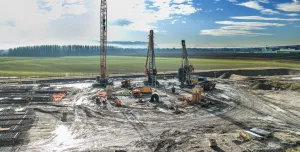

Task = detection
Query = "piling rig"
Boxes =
[93,0,113,87]
[144,30,159,86]
[178,40,194,87]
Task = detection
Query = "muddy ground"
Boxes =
[1,75,300,152]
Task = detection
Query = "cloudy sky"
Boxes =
[0,0,300,49]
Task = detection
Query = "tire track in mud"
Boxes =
[120,109,155,152]
[259,95,300,119]
[228,84,300,129]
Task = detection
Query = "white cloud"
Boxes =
[215,21,285,27]
[286,13,298,16]
[171,19,178,24]
[257,0,269,3]
[216,8,224,11]
[277,2,300,12]
[231,16,300,21]
[227,0,237,2]
[237,1,280,14]
[0,0,89,47]
[172,0,192,4]
[200,21,284,36]
[94,0,199,31]
[182,21,186,23]
[63,4,88,15]
[0,0,199,48]
[200,29,272,36]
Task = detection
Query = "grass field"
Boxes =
[0,56,299,76]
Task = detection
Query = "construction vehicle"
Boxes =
[131,87,153,98]
[121,79,132,89]
[144,30,159,86]
[93,0,113,87]
[193,77,216,90]
[177,40,216,90]
[178,40,194,88]
[132,88,159,102]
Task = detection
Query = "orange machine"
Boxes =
[97,92,107,97]
[131,87,152,98]
[138,87,152,94]
[53,93,66,102]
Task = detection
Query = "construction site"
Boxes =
[0,0,299,152]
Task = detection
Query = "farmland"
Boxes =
[0,56,299,76]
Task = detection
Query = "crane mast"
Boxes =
[178,40,194,87]
[100,0,107,79]
[182,40,189,69]
[144,30,158,86]
[93,0,112,87]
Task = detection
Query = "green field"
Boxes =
[0,56,299,76]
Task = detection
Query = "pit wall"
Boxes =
[1,68,300,84]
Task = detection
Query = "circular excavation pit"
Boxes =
[1,69,300,152]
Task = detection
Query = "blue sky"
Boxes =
[0,0,300,49]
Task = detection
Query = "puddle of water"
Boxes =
[0,77,18,79]
[54,125,75,145]
[54,83,93,89]
[291,77,300,80]
[13,97,22,100]
[157,108,172,114]
[221,94,230,100]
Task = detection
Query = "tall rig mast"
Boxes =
[93,0,112,87]
[144,30,159,86]
[178,40,194,87]
[100,0,107,79]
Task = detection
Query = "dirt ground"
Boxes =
[1,75,300,152]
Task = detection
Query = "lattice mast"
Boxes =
[145,30,157,86]
[178,40,194,86]
[100,0,107,79]
[181,40,190,81]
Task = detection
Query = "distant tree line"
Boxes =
[0,45,299,59]
[0,45,266,57]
